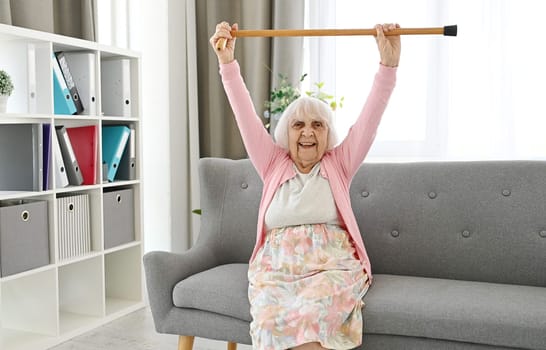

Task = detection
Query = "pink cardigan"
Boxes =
[220,61,396,279]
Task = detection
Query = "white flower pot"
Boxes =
[0,94,8,113]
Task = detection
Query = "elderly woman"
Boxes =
[210,22,401,350]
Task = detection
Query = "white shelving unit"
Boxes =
[0,23,144,350]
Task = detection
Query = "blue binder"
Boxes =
[102,125,130,182]
[52,53,77,115]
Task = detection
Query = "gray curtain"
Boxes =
[0,0,12,24]
[0,0,95,41]
[196,0,304,159]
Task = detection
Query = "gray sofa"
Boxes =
[144,157,546,350]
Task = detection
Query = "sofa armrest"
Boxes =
[143,245,218,332]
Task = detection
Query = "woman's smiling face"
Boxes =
[288,113,329,174]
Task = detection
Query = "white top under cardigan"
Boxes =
[264,163,341,231]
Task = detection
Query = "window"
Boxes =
[305,0,546,161]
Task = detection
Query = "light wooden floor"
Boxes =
[49,307,252,350]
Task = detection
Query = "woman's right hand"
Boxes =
[209,22,238,64]
[374,23,401,68]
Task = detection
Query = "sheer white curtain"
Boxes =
[306,0,546,161]
[96,0,134,48]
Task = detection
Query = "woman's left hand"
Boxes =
[375,23,401,67]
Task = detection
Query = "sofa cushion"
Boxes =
[172,263,251,322]
[172,266,546,349]
[364,274,546,350]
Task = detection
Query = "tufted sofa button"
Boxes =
[462,230,471,238]
[391,230,399,238]
[361,191,369,198]
[241,182,248,189]
[502,189,511,197]
[428,191,437,199]
[539,230,546,238]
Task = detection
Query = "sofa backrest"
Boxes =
[198,158,261,264]
[351,161,546,287]
[198,158,546,287]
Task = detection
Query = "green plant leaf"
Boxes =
[265,72,343,118]
[0,70,14,96]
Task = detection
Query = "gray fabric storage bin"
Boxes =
[0,200,50,276]
[103,188,134,249]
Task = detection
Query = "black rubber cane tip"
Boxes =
[444,25,457,36]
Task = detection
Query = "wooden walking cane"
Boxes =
[216,25,457,50]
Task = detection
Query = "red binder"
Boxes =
[66,125,98,185]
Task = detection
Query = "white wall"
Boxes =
[125,0,198,253]
[138,0,173,252]
[167,0,197,252]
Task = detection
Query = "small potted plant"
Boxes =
[0,69,14,113]
[264,73,306,120]
[264,73,343,130]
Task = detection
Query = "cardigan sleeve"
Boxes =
[220,61,281,179]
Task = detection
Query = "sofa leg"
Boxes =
[178,335,195,350]
[227,342,237,350]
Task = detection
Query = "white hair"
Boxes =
[273,96,339,150]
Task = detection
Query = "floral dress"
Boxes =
[248,164,370,350]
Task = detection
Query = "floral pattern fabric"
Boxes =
[248,224,370,350]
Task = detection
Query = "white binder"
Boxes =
[53,128,69,188]
[27,43,37,114]
[55,126,84,186]
[62,52,97,116]
[101,58,131,117]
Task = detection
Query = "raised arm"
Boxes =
[334,23,401,177]
[210,22,279,179]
